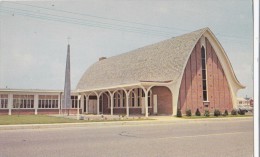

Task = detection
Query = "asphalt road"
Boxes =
[0,118,253,157]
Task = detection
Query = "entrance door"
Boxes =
[153,95,158,114]
[88,99,97,114]
[99,100,103,114]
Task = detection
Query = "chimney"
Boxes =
[99,57,107,61]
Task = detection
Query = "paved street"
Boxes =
[0,118,253,157]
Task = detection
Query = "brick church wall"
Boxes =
[152,86,172,115]
[178,37,233,114]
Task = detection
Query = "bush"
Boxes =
[238,109,245,115]
[195,108,201,116]
[214,109,221,117]
[186,109,192,117]
[224,109,229,116]
[177,109,182,117]
[204,110,210,117]
[231,109,237,115]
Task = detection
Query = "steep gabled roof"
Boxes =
[76,28,243,91]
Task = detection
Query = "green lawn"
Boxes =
[0,115,153,125]
[0,115,83,125]
[180,114,253,119]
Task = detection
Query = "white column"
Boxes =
[34,94,38,115]
[77,95,81,120]
[8,93,13,115]
[110,93,114,115]
[141,97,145,114]
[80,94,84,111]
[126,93,129,117]
[172,94,177,116]
[97,96,100,115]
[85,95,89,114]
[58,93,61,115]
[144,91,149,118]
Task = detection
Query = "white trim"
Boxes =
[76,82,171,93]
[10,108,36,110]
[107,106,152,109]
[253,1,259,157]
[37,108,59,109]
[203,31,245,109]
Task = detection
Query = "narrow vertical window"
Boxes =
[201,46,208,101]
[148,91,151,107]
[122,92,125,107]
[0,94,8,109]
[131,92,135,107]
[117,92,121,107]
[137,89,140,107]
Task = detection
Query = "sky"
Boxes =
[0,0,254,98]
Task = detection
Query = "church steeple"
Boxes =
[63,43,71,115]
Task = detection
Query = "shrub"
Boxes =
[177,109,182,117]
[195,108,201,116]
[231,109,237,115]
[238,109,245,115]
[224,109,229,116]
[186,109,192,117]
[204,110,210,117]
[214,109,221,117]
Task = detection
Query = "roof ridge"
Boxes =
[77,27,208,90]
[99,27,208,61]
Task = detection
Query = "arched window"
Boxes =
[201,46,208,101]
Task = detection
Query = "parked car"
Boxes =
[236,104,253,112]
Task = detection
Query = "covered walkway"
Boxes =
[76,82,173,118]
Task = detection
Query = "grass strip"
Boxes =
[0,115,82,125]
[0,115,153,125]
[180,115,253,119]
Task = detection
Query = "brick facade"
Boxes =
[0,109,9,115]
[11,109,35,115]
[178,37,233,114]
[152,86,172,115]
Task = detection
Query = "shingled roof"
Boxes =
[76,28,208,90]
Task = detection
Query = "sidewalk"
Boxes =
[0,115,253,131]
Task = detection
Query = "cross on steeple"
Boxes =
[67,36,71,45]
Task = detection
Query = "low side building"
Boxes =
[0,89,82,115]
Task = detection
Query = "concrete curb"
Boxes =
[0,116,253,131]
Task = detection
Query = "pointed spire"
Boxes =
[64,43,71,115]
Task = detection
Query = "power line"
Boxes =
[4,1,189,32]
[1,1,251,41]
[0,9,171,37]
[0,6,177,37]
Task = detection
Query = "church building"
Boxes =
[0,28,245,117]
[76,27,245,117]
